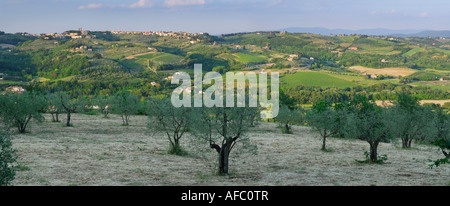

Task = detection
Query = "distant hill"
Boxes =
[391,30,450,38]
[279,27,450,37]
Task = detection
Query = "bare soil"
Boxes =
[11,114,449,186]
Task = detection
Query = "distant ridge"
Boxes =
[278,27,450,37]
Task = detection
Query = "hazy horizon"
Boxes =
[1,0,449,34]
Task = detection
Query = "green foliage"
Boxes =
[46,93,64,122]
[0,128,16,186]
[276,105,302,134]
[0,92,46,133]
[29,49,90,79]
[307,99,341,150]
[279,88,296,110]
[429,138,449,168]
[0,33,36,45]
[156,64,175,71]
[93,95,112,118]
[284,83,450,105]
[191,105,258,175]
[339,95,392,163]
[389,92,434,148]
[111,91,138,126]
[212,66,227,74]
[147,98,192,155]
[183,53,229,71]
[93,53,103,59]
[56,92,86,127]
[407,71,444,81]
[443,102,450,110]
[356,151,388,164]
[427,107,450,168]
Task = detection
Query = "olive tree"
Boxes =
[0,127,16,186]
[428,106,450,168]
[390,92,434,148]
[147,98,192,155]
[94,95,112,118]
[307,100,341,151]
[341,95,392,163]
[191,106,258,175]
[56,92,85,127]
[111,91,138,126]
[276,105,302,134]
[0,92,46,133]
[46,93,63,122]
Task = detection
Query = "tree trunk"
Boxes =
[66,112,71,127]
[18,123,26,133]
[402,138,412,148]
[321,136,327,151]
[51,113,56,122]
[55,111,59,122]
[369,141,379,162]
[218,148,230,175]
[285,124,290,134]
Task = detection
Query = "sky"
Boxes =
[0,0,449,34]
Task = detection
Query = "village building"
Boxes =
[5,86,25,94]
[287,54,298,61]
[163,76,173,81]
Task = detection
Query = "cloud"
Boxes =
[128,0,154,8]
[78,0,155,10]
[388,9,398,14]
[164,0,206,7]
[418,12,429,17]
[78,3,103,10]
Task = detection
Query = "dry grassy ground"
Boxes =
[350,66,417,77]
[11,114,449,186]
[376,100,450,107]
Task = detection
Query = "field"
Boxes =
[135,52,184,65]
[412,80,450,91]
[11,113,449,186]
[376,99,450,107]
[349,66,417,77]
[403,48,425,57]
[234,53,267,63]
[281,71,357,88]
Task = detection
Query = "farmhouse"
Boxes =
[348,47,358,50]
[287,54,298,61]
[5,86,25,94]
[366,74,378,79]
